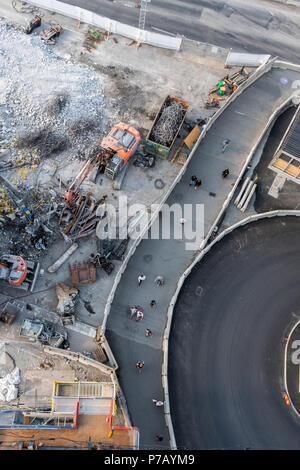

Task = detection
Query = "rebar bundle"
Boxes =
[151,101,185,147]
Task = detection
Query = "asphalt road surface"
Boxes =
[64,0,300,61]
[168,216,300,450]
[105,67,300,450]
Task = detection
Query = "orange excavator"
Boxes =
[64,122,140,208]
[0,255,27,287]
[0,254,40,291]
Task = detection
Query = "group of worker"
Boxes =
[130,272,165,443]
[188,139,231,186]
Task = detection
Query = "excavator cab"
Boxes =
[64,123,140,207]
[0,255,27,286]
[101,123,140,178]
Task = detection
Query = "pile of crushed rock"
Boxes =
[0,19,109,160]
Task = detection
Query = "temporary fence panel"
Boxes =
[225,52,271,67]
[27,0,182,50]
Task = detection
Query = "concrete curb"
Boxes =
[283,319,300,420]
[271,0,300,6]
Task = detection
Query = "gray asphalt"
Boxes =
[106,67,300,450]
[169,216,300,450]
[64,0,300,61]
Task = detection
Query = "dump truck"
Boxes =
[145,96,189,158]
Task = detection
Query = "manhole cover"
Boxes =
[195,286,203,297]
[154,178,165,190]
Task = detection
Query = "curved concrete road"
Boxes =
[169,216,300,450]
[106,66,300,450]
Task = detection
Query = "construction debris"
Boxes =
[0,175,33,221]
[170,124,201,164]
[0,349,15,377]
[0,367,20,402]
[24,15,41,35]
[203,67,251,108]
[69,262,97,286]
[89,252,114,275]
[60,194,106,242]
[47,243,79,273]
[133,151,155,168]
[56,282,78,318]
[0,307,16,325]
[151,101,186,147]
[40,25,62,45]
[19,318,68,348]
[146,96,189,158]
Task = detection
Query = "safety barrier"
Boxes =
[284,319,300,421]
[27,0,182,50]
[43,345,115,375]
[271,0,300,6]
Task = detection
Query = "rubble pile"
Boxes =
[0,18,111,261]
[0,367,20,402]
[56,282,78,319]
[0,19,108,159]
[151,101,185,147]
[0,185,63,260]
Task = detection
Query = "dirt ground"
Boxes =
[0,1,227,329]
[0,339,133,449]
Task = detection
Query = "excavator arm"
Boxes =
[64,149,112,207]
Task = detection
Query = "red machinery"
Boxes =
[0,255,28,286]
[64,123,140,208]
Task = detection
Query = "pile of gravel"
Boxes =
[0,19,108,158]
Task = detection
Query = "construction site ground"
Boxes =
[0,339,133,448]
[0,341,107,408]
[0,414,134,449]
[0,0,227,330]
[0,299,98,354]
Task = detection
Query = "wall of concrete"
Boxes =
[27,0,182,50]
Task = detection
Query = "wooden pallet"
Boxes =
[177,152,188,165]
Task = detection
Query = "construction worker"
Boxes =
[218,86,227,96]
[154,275,164,286]
[136,361,144,373]
[136,308,144,321]
[189,175,197,186]
[129,307,137,319]
[138,274,146,286]
[222,139,230,152]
